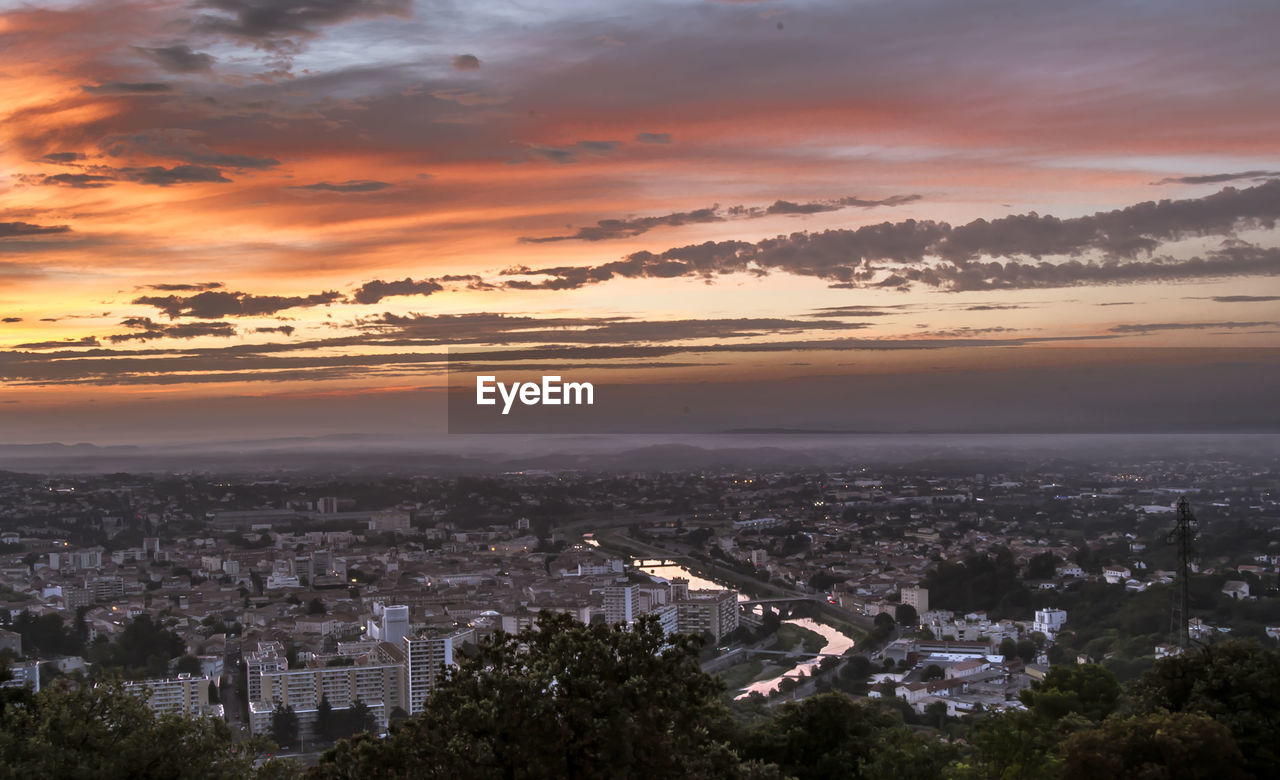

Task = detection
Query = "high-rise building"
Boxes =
[676,591,740,642]
[603,586,636,627]
[901,586,929,615]
[403,628,473,715]
[381,605,410,646]
[124,674,215,718]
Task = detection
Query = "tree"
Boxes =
[921,664,944,682]
[1059,712,1246,780]
[948,709,1062,780]
[1021,663,1120,723]
[308,598,327,615]
[271,704,299,750]
[999,637,1017,660]
[175,655,203,676]
[316,696,335,743]
[0,677,271,778]
[742,692,955,780]
[1127,640,1280,776]
[895,604,918,628]
[873,613,895,634]
[313,612,750,779]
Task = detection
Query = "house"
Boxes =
[1222,580,1250,600]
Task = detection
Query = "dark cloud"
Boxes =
[804,305,903,318]
[40,173,114,188]
[41,152,86,163]
[2,318,22,323]
[1209,295,1280,303]
[1155,171,1280,185]
[140,282,226,292]
[526,140,621,164]
[195,0,411,39]
[635,132,672,144]
[118,165,230,186]
[288,180,390,192]
[0,222,70,238]
[504,183,1280,292]
[134,44,217,72]
[132,289,342,318]
[1108,321,1275,333]
[13,337,100,350]
[82,82,171,94]
[100,130,279,170]
[963,304,1028,311]
[452,53,481,69]
[108,319,238,342]
[1095,301,1135,306]
[254,325,297,336]
[351,278,444,304]
[520,194,920,243]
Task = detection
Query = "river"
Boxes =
[632,558,855,698]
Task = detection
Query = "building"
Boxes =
[369,510,411,533]
[901,586,929,615]
[367,605,410,645]
[1222,580,1250,600]
[124,674,216,717]
[676,591,740,642]
[244,642,288,702]
[3,661,40,692]
[1032,608,1068,639]
[0,628,20,655]
[404,628,473,715]
[603,586,636,627]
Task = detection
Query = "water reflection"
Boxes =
[735,618,854,699]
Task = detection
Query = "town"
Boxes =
[1,447,1277,755]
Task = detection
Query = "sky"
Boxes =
[1,0,1278,442]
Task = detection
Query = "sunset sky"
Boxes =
[2,0,1278,442]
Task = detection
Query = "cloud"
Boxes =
[0,222,70,238]
[504,182,1280,292]
[140,282,226,292]
[134,44,217,72]
[1155,171,1280,185]
[525,140,622,164]
[132,289,343,318]
[452,53,481,69]
[1108,321,1276,333]
[100,130,279,170]
[288,180,390,192]
[351,278,444,304]
[635,132,671,144]
[254,325,297,336]
[13,337,100,350]
[41,152,86,163]
[107,319,238,342]
[118,165,230,185]
[519,194,921,243]
[39,173,115,188]
[1208,295,1280,303]
[195,0,411,40]
[82,82,171,94]
[2,318,22,323]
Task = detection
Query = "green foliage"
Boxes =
[1021,664,1120,723]
[923,548,1027,615]
[271,704,299,750]
[312,612,748,779]
[11,610,82,657]
[0,678,262,778]
[1058,712,1246,780]
[86,614,186,680]
[742,693,955,780]
[946,709,1065,780]
[175,654,203,676]
[1127,640,1280,776]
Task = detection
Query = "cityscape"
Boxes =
[1,438,1277,773]
[3,0,1280,775]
